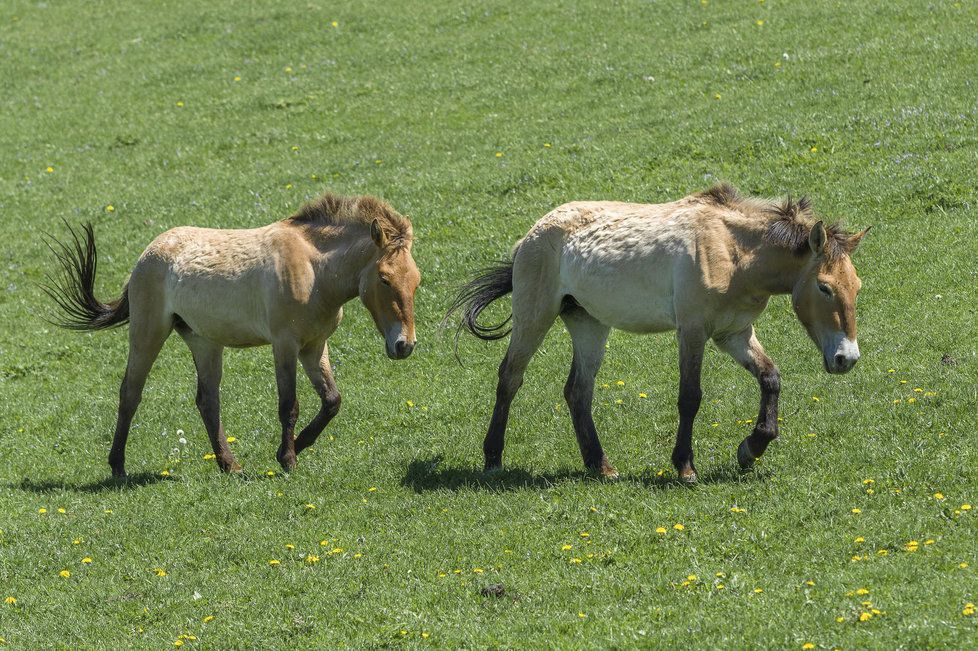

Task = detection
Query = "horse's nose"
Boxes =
[394,339,415,359]
[834,352,859,372]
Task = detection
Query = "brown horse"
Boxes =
[449,183,868,482]
[46,193,420,478]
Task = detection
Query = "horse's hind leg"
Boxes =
[108,313,171,478]
[714,326,780,470]
[294,338,341,456]
[178,329,240,473]
[483,260,560,472]
[560,307,617,478]
[272,342,300,471]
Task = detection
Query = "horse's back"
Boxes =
[515,199,698,333]
[131,224,315,346]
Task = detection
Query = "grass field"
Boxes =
[2,0,977,648]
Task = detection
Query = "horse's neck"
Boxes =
[738,230,808,296]
[308,226,376,302]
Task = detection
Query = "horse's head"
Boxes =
[792,221,870,374]
[360,218,420,359]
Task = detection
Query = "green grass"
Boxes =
[2,0,977,647]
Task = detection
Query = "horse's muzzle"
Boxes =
[387,338,416,360]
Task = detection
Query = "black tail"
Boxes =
[444,260,514,352]
[42,222,130,331]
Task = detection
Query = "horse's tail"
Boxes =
[42,222,130,331]
[445,259,514,351]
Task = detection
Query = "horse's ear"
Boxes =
[370,218,388,248]
[846,226,871,254]
[808,220,827,255]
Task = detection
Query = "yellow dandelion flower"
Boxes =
[473,568,484,574]
[714,93,721,100]
[805,580,815,586]
[353,553,362,559]
[59,570,71,578]
[544,143,552,148]
[614,399,623,405]
[925,539,935,545]
[72,538,82,545]
[716,583,725,590]
[578,612,586,619]
[639,392,648,398]
[106,204,115,213]
[570,558,582,564]
[233,76,241,81]
[730,506,746,513]
[174,641,184,648]
[46,166,55,173]
[851,508,861,514]
[203,615,215,623]
[859,612,872,622]
[422,632,430,639]
[562,544,573,550]
[38,507,47,514]
[810,146,818,153]
[856,588,869,595]
[203,453,216,460]
[655,527,666,534]
[756,19,765,26]
[687,574,698,582]
[154,568,167,577]
[934,492,945,500]
[615,380,625,386]
[716,572,726,578]
[82,557,92,564]
[306,555,320,564]
[877,549,889,556]
[305,503,316,510]
[811,395,820,402]
[673,523,685,531]
[862,479,875,485]
[960,562,969,569]
[754,587,763,593]
[160,470,170,477]
[285,66,293,73]
[580,531,590,538]
[226,436,237,443]
[961,504,972,511]
[802,644,814,650]
[4,597,15,605]
[331,20,338,27]
[175,101,184,108]
[963,603,975,616]
[854,536,865,543]
[268,559,280,566]
[836,616,845,623]
[495,152,503,157]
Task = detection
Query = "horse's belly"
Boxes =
[169,277,271,346]
[563,269,677,334]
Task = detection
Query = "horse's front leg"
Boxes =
[272,343,299,471]
[714,326,780,470]
[672,327,706,483]
[294,338,341,456]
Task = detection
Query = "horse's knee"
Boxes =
[323,390,341,419]
[278,397,298,425]
[759,369,781,396]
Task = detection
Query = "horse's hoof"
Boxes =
[737,439,756,470]
[679,469,698,484]
[111,468,127,480]
[219,459,243,474]
[484,461,503,474]
[592,459,619,480]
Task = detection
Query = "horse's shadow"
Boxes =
[400,455,766,493]
[11,472,170,494]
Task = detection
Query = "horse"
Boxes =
[448,183,868,482]
[45,192,420,478]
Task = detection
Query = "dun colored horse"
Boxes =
[46,193,420,477]
[449,183,868,482]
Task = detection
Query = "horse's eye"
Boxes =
[817,283,832,296]
[379,275,391,286]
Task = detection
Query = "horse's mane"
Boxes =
[696,182,855,260]
[287,192,412,246]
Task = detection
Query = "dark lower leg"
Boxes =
[672,333,704,481]
[195,385,239,473]
[739,368,780,467]
[484,356,518,471]
[294,390,340,454]
[108,374,139,478]
[564,361,616,477]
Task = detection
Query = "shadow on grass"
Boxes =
[11,472,171,494]
[400,455,768,493]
